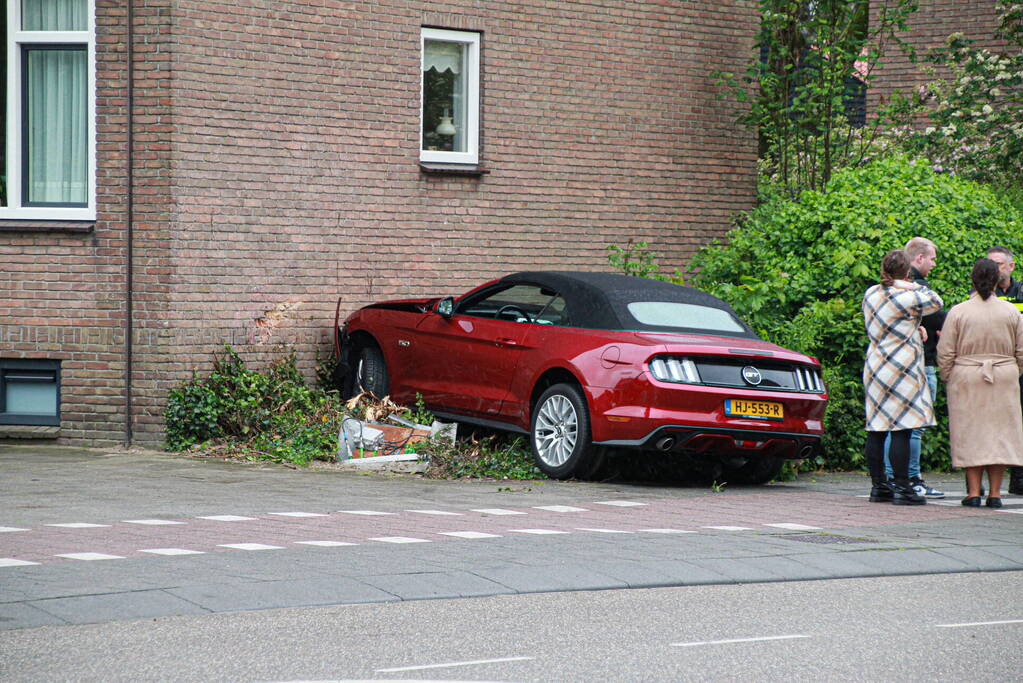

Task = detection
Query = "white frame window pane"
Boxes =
[421,28,479,165]
[21,0,87,31]
[2,0,95,219]
[24,45,87,205]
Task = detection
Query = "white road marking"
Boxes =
[295,541,358,547]
[1001,509,1023,515]
[0,558,39,567]
[56,552,124,561]
[702,526,753,531]
[217,543,283,551]
[533,505,588,512]
[407,509,464,516]
[593,500,647,507]
[471,508,526,516]
[337,510,396,516]
[45,523,110,528]
[438,531,502,539]
[764,523,822,531]
[936,619,1023,628]
[575,528,634,534]
[267,512,329,518]
[369,537,431,544]
[376,655,534,672]
[672,634,810,647]
[509,529,569,535]
[140,548,205,556]
[0,527,29,533]
[124,519,185,525]
[198,515,257,522]
[641,528,697,534]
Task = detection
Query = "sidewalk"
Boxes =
[1,445,1020,630]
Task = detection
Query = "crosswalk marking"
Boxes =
[593,501,647,507]
[140,548,205,556]
[575,528,633,534]
[509,529,570,535]
[369,537,431,544]
[407,510,464,516]
[703,526,753,531]
[198,515,257,522]
[217,543,283,551]
[337,510,396,516]
[0,558,39,567]
[124,519,186,526]
[0,527,29,533]
[640,528,697,534]
[46,523,110,529]
[295,541,359,547]
[764,523,822,531]
[438,531,501,539]
[471,508,526,516]
[533,505,588,513]
[56,552,124,561]
[267,512,329,518]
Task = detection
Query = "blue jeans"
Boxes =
[884,365,938,481]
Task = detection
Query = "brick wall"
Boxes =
[2,0,758,447]
[868,0,1007,114]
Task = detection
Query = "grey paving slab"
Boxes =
[471,564,628,593]
[976,543,1023,564]
[928,546,1023,572]
[27,589,209,625]
[836,548,979,576]
[357,570,511,600]
[585,560,708,589]
[683,556,789,583]
[0,601,67,630]
[637,559,735,585]
[165,576,399,612]
[777,550,887,579]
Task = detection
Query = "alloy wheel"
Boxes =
[534,394,578,467]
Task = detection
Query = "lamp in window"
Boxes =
[436,108,457,136]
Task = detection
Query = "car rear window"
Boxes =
[626,301,747,334]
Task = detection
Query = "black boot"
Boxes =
[1009,467,1023,496]
[869,478,894,502]
[892,479,926,505]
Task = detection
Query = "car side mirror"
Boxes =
[436,296,455,318]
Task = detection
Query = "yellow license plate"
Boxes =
[725,399,784,420]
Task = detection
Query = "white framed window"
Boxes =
[421,27,480,165]
[1,0,96,220]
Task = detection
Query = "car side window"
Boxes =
[458,284,570,326]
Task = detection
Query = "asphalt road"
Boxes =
[1,572,1020,682]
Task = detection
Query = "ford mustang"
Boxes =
[333,271,827,482]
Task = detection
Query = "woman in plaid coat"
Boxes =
[862,250,943,505]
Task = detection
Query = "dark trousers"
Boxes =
[867,430,911,484]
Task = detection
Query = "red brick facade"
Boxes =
[868,0,1008,114]
[1,0,758,446]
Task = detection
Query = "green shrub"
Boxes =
[422,436,545,480]
[615,157,1023,472]
[689,156,1023,471]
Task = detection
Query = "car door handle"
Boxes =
[495,337,518,346]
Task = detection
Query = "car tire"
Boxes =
[722,455,786,485]
[354,345,389,398]
[530,383,598,480]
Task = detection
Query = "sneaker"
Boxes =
[911,478,945,499]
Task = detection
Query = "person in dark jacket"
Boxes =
[988,245,1023,496]
[884,237,946,497]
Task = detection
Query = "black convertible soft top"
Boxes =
[497,271,759,339]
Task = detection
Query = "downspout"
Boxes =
[124,0,135,446]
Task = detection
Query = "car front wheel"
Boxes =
[354,345,389,398]
[530,383,599,479]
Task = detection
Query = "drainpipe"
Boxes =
[124,0,135,446]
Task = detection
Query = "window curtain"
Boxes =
[25,47,87,204]
[21,0,88,31]
[423,40,466,153]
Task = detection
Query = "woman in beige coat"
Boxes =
[937,258,1023,507]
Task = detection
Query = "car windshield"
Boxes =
[626,301,746,334]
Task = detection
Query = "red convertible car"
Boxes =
[334,271,827,482]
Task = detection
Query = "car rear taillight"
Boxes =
[794,366,825,393]
[649,356,701,384]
